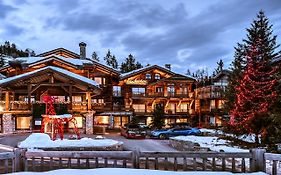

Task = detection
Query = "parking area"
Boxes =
[0,132,178,152]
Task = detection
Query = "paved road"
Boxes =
[0,133,178,152]
[105,134,178,152]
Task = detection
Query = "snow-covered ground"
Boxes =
[172,135,248,152]
[7,168,267,175]
[18,133,122,149]
[200,128,259,143]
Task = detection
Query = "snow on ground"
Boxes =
[18,133,122,149]
[172,135,249,152]
[200,128,259,143]
[7,168,267,175]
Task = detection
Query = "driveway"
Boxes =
[104,133,178,152]
[0,132,177,152]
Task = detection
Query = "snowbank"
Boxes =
[200,128,259,143]
[18,133,122,149]
[7,168,267,175]
[172,135,249,152]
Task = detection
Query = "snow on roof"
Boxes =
[42,114,72,119]
[0,73,6,79]
[121,65,155,78]
[6,167,267,175]
[120,65,196,81]
[15,55,93,66]
[0,66,99,87]
[120,65,177,79]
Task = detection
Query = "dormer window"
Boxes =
[146,74,151,79]
[155,74,160,80]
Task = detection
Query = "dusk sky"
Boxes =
[0,0,280,74]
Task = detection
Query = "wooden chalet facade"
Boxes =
[195,70,230,126]
[0,43,196,134]
[119,65,196,126]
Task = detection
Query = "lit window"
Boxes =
[16,116,31,130]
[155,74,160,80]
[69,117,83,128]
[95,116,109,125]
[92,99,104,104]
[132,87,145,96]
[94,77,105,85]
[113,86,122,96]
[133,104,146,112]
[72,96,82,102]
[167,84,175,96]
[155,87,163,93]
[146,74,151,79]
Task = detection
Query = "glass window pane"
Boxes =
[69,117,83,128]
[16,117,31,130]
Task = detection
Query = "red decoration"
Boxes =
[230,43,278,135]
[40,96,80,140]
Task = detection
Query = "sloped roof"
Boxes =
[120,65,196,81]
[0,66,99,88]
[0,73,6,79]
[120,65,175,80]
[213,69,231,80]
[37,48,80,58]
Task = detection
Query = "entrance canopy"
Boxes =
[0,66,101,94]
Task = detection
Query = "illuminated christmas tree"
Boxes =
[229,11,280,144]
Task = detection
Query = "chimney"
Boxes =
[165,64,171,70]
[79,42,87,59]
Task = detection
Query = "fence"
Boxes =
[0,148,280,174]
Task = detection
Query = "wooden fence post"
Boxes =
[250,148,266,172]
[133,149,140,169]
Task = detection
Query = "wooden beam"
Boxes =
[69,85,73,110]
[30,84,42,94]
[27,84,31,109]
[60,86,69,94]
[87,91,91,111]
[5,91,9,111]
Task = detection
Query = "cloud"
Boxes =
[0,0,281,74]
[0,1,16,18]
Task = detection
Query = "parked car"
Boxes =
[120,123,148,139]
[168,122,190,129]
[150,127,201,139]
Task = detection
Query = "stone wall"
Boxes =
[169,138,210,151]
[2,113,15,134]
[85,112,94,135]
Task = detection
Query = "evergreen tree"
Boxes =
[120,54,143,73]
[0,55,5,68]
[213,59,224,76]
[223,43,246,113]
[229,10,280,144]
[104,49,118,69]
[186,69,191,76]
[91,51,99,62]
[149,105,165,129]
[111,55,118,69]
[0,41,29,57]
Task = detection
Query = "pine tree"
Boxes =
[0,41,29,57]
[149,105,165,129]
[213,59,224,76]
[223,43,246,113]
[186,69,191,76]
[104,49,118,69]
[0,55,5,68]
[230,10,280,144]
[91,51,99,62]
[120,54,143,73]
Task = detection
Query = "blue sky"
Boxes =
[0,0,280,74]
